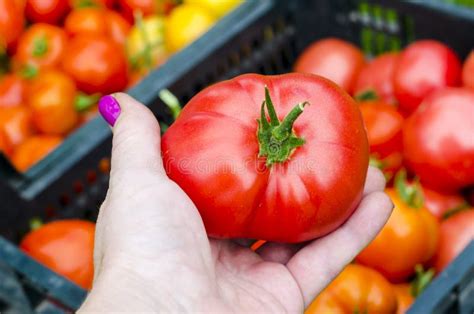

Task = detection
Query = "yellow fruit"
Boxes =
[185,0,242,18]
[165,4,216,53]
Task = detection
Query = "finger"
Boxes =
[363,166,386,195]
[232,239,256,247]
[256,242,303,264]
[286,191,393,307]
[105,93,165,180]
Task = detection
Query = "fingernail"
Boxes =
[98,95,121,126]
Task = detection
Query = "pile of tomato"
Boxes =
[0,0,240,172]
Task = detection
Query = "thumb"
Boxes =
[99,93,165,179]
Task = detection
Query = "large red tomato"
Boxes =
[422,186,466,220]
[355,52,399,104]
[162,73,369,243]
[463,50,474,90]
[0,0,25,50]
[25,0,70,24]
[20,220,95,289]
[393,40,461,115]
[403,88,474,191]
[0,74,27,108]
[433,209,474,273]
[294,38,365,94]
[62,34,128,94]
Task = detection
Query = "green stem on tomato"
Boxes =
[75,93,101,112]
[159,89,181,119]
[257,86,308,166]
[20,64,39,79]
[29,217,43,231]
[410,264,434,297]
[32,36,48,57]
[355,89,379,102]
[395,169,424,209]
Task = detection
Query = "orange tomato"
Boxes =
[11,135,62,171]
[433,209,474,273]
[20,220,95,290]
[0,74,27,108]
[0,0,25,49]
[28,70,78,135]
[463,50,474,90]
[0,107,34,156]
[394,284,414,314]
[14,23,68,71]
[357,172,439,282]
[306,264,398,314]
[64,7,131,45]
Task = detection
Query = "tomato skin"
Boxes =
[463,50,474,90]
[422,187,466,220]
[355,52,399,104]
[162,73,369,243]
[394,284,414,314]
[0,0,25,49]
[25,0,70,24]
[294,38,365,94]
[65,8,131,45]
[433,209,474,273]
[403,88,474,191]
[0,106,34,156]
[11,135,62,171]
[62,35,128,94]
[27,70,78,135]
[357,189,439,282]
[393,40,462,115]
[13,24,67,71]
[306,264,398,314]
[20,220,95,290]
[118,0,173,21]
[0,74,27,108]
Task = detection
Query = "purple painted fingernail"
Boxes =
[98,95,121,126]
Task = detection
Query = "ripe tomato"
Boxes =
[20,220,95,290]
[305,264,397,314]
[118,0,174,22]
[359,100,404,177]
[25,0,70,24]
[165,4,216,53]
[422,186,466,220]
[356,171,439,282]
[28,70,78,135]
[0,0,25,50]
[294,38,365,94]
[354,52,399,104]
[393,284,414,314]
[64,8,131,45]
[433,209,474,273]
[0,107,33,156]
[11,135,62,171]
[13,24,67,71]
[70,0,115,9]
[0,74,27,108]
[185,0,241,18]
[403,88,474,191]
[393,40,462,115]
[62,35,128,94]
[463,50,474,89]
[162,73,369,242]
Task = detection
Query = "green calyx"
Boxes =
[75,93,101,112]
[32,36,48,57]
[355,89,379,102]
[395,169,424,209]
[257,86,308,166]
[411,264,434,297]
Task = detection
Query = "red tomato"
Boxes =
[433,209,474,273]
[0,0,25,50]
[162,73,369,242]
[355,52,399,104]
[27,70,78,135]
[20,220,95,289]
[0,106,34,156]
[356,172,439,282]
[423,187,466,220]
[62,35,128,94]
[118,0,168,22]
[294,38,365,94]
[463,50,474,90]
[13,23,67,71]
[25,0,70,24]
[393,40,461,115]
[0,74,27,108]
[11,135,62,171]
[65,8,130,45]
[403,88,474,191]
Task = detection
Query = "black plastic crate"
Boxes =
[0,0,473,311]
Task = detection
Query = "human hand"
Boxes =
[79,93,393,313]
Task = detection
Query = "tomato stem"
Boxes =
[32,36,48,57]
[395,169,424,208]
[159,89,181,119]
[257,86,308,166]
[410,264,434,297]
[75,93,101,112]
